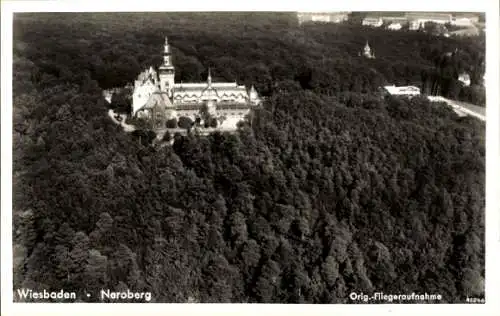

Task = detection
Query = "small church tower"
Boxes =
[363,41,375,59]
[159,36,175,97]
[207,67,213,87]
[204,68,218,116]
[249,85,260,104]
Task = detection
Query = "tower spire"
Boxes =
[207,67,212,87]
[159,35,175,97]
[363,41,373,58]
[162,37,171,66]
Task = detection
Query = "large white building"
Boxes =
[297,12,350,25]
[362,17,383,27]
[406,12,452,30]
[458,73,471,86]
[451,17,473,27]
[387,23,402,30]
[452,13,480,25]
[131,36,261,129]
[364,12,481,32]
[383,85,421,96]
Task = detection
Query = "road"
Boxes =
[107,109,136,132]
[427,96,486,121]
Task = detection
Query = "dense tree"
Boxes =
[178,116,194,130]
[166,118,177,129]
[110,90,132,114]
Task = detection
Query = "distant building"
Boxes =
[406,12,452,30]
[387,23,402,30]
[383,85,421,96]
[362,17,383,27]
[450,26,480,37]
[297,12,350,25]
[361,41,375,59]
[451,17,473,27]
[409,20,421,30]
[380,16,407,24]
[365,43,375,58]
[458,73,471,86]
[363,12,480,31]
[405,12,452,23]
[453,13,480,24]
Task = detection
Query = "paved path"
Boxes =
[108,109,136,132]
[427,96,486,121]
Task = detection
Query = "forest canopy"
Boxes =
[12,12,485,303]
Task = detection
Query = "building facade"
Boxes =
[132,36,261,129]
[406,12,452,30]
[362,12,480,32]
[451,17,473,27]
[387,23,402,30]
[380,16,407,24]
[362,17,383,27]
[297,12,350,25]
[458,73,471,86]
[383,85,421,96]
[453,13,480,24]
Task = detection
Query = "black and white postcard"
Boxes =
[1,0,499,315]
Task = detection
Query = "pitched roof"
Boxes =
[200,86,220,100]
[174,82,243,89]
[383,85,421,95]
[141,92,173,111]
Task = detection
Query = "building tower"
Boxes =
[202,68,218,116]
[207,67,212,87]
[159,36,175,97]
[249,85,260,104]
[363,41,375,59]
[148,66,158,86]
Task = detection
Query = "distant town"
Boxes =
[295,11,485,121]
[297,11,484,37]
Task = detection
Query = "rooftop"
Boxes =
[173,102,253,110]
[383,85,421,95]
[140,92,173,110]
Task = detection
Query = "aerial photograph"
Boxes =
[9,10,486,305]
